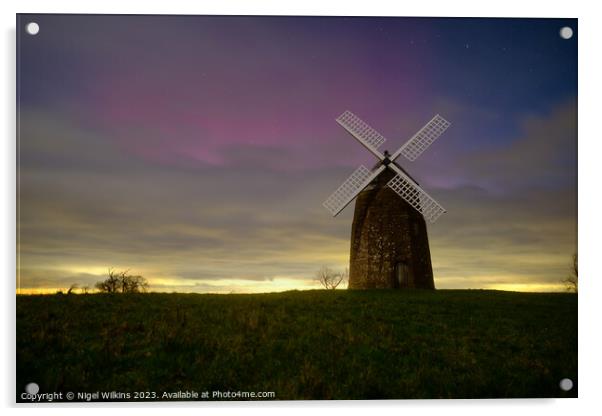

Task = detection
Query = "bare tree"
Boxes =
[81,285,90,294]
[335,267,348,289]
[118,269,132,293]
[121,273,149,293]
[95,269,120,293]
[562,253,578,293]
[95,269,149,293]
[316,266,347,290]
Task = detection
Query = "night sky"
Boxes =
[17,14,577,293]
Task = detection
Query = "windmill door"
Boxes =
[396,262,410,288]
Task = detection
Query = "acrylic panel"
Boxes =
[16,14,578,402]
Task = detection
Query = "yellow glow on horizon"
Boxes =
[148,276,324,293]
[17,277,325,295]
[484,283,568,292]
[17,262,570,295]
[18,287,76,295]
[17,282,569,295]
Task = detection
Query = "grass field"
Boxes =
[16,289,577,401]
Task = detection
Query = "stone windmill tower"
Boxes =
[323,111,451,289]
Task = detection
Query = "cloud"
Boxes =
[464,99,575,188]
[429,184,576,289]
[18,95,576,293]
[410,97,577,192]
[18,109,353,289]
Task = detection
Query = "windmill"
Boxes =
[323,111,451,289]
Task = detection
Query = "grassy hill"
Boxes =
[16,290,577,401]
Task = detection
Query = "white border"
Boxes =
[2,1,600,415]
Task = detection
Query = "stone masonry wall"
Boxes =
[348,168,435,289]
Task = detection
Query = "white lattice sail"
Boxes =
[323,165,385,216]
[387,174,446,223]
[336,111,386,158]
[394,114,451,162]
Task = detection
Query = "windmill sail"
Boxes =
[387,164,446,223]
[323,165,386,216]
[391,114,451,162]
[336,111,386,160]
